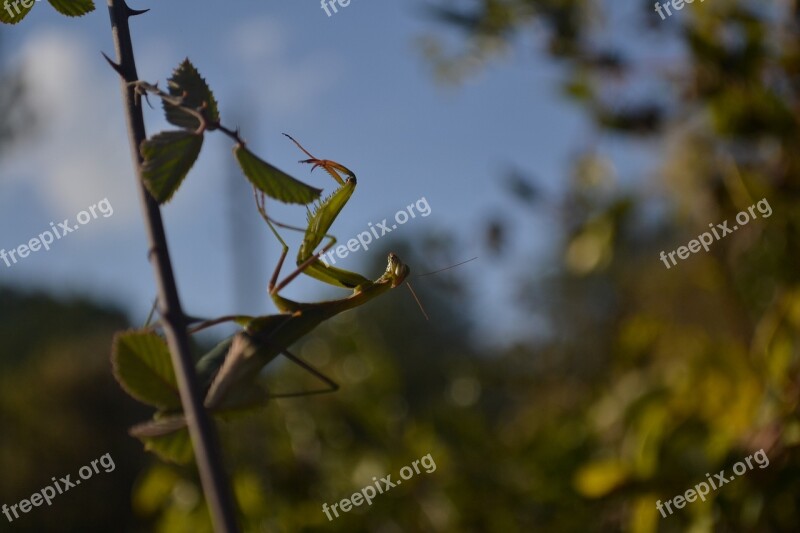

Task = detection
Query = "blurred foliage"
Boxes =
[420,0,800,531]
[0,287,151,531]
[4,1,800,532]
[0,288,128,367]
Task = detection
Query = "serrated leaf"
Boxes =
[234,144,322,205]
[163,59,220,130]
[0,0,34,25]
[141,130,203,204]
[112,330,182,410]
[130,417,194,465]
[48,0,94,17]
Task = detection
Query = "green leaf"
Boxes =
[130,416,194,465]
[163,59,220,130]
[111,330,182,410]
[48,0,94,17]
[234,144,322,205]
[141,130,204,204]
[0,0,34,25]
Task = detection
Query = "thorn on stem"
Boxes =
[142,92,155,109]
[101,52,126,78]
[124,3,150,17]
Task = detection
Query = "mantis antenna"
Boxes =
[406,282,429,321]
[406,256,478,321]
[415,256,478,278]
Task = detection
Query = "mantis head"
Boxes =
[385,252,410,288]
[383,252,429,320]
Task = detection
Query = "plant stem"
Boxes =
[105,1,240,530]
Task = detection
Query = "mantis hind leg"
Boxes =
[266,347,339,399]
[203,327,339,410]
[208,346,339,409]
[130,346,340,441]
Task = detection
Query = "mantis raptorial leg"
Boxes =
[283,134,380,290]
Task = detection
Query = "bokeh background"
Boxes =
[2,0,800,531]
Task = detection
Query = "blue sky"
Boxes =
[0,1,601,342]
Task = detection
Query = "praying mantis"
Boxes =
[120,136,420,456]
[196,136,416,408]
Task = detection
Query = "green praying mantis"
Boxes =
[116,135,467,461]
[192,134,415,412]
